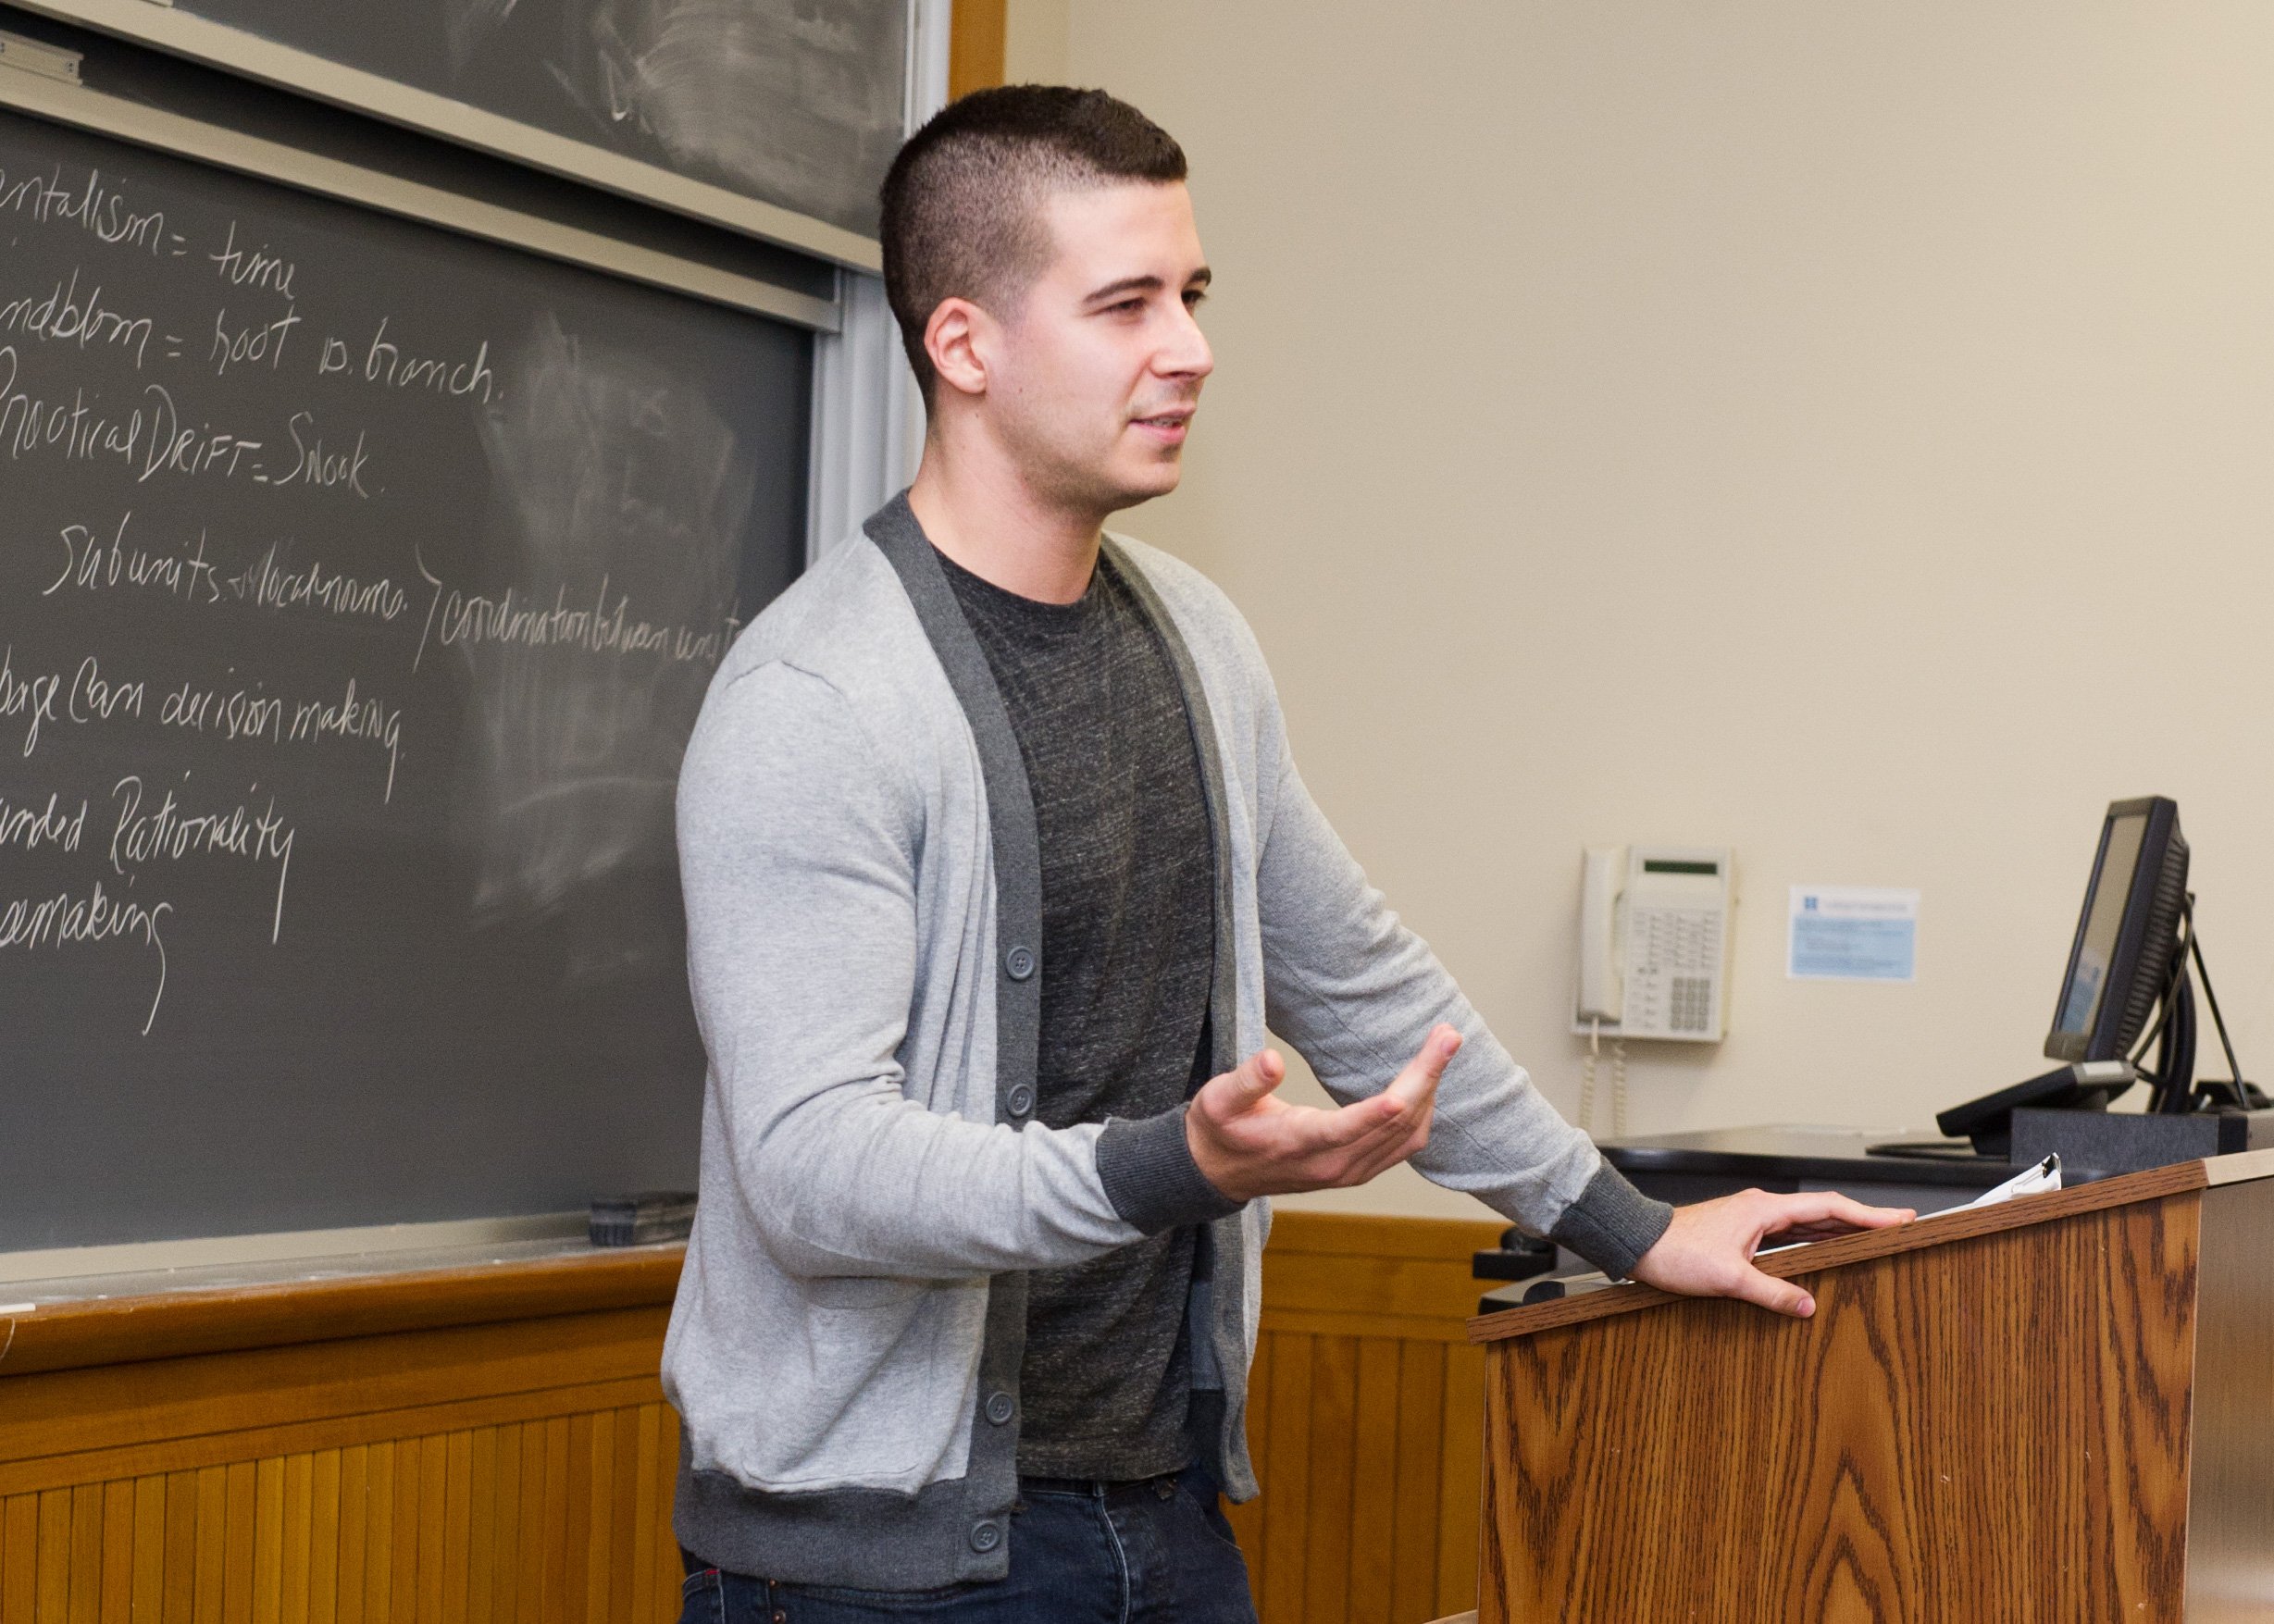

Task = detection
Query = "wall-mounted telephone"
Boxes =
[1573,845,1734,1043]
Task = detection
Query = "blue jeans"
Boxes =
[677,1462,1257,1623]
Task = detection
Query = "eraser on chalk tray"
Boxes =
[589,1191,696,1247]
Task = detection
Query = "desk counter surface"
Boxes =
[1598,1124,2011,1187]
[0,1236,684,1379]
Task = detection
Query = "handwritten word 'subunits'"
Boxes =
[45,512,219,605]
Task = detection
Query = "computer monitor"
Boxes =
[2044,797,2189,1067]
[1919,796,2193,1156]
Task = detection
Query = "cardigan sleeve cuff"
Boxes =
[1097,1106,1247,1234]
[1547,1162,1674,1280]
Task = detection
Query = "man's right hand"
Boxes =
[1185,1025,1459,1202]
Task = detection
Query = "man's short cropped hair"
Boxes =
[880,85,1187,401]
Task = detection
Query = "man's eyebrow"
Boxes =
[1082,267,1212,304]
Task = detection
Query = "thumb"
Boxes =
[1205,1048,1286,1117]
[1730,1265,1816,1320]
[1388,1023,1463,1105]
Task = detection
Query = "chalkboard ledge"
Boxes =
[0,1238,681,1378]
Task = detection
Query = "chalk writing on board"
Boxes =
[210,304,301,375]
[0,788,86,855]
[456,312,749,948]
[0,117,789,1196]
[0,876,172,1035]
[0,268,159,368]
[206,221,297,299]
[341,318,496,403]
[0,162,174,254]
[3,641,406,804]
[267,409,372,496]
[45,512,222,606]
[415,567,739,668]
[108,772,296,940]
[229,539,411,624]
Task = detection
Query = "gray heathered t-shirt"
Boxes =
[937,542,1217,1482]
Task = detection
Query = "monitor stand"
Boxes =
[1867,1060,2137,1161]
[1873,905,2259,1161]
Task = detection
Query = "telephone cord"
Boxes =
[1579,1019,1599,1135]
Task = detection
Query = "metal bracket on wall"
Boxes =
[0,28,82,82]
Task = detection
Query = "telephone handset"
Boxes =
[1572,845,1733,1043]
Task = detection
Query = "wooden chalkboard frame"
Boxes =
[6,0,956,271]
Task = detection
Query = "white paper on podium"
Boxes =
[1945,1152,2062,1212]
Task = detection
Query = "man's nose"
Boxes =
[1159,304,1214,380]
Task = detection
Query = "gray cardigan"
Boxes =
[661,499,1671,1589]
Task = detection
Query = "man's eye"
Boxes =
[1185,290,1209,309]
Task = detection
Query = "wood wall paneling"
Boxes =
[0,1210,1497,1623]
[0,1267,686,1624]
[0,1407,683,1624]
[1241,1212,1505,1624]
[949,0,1009,102]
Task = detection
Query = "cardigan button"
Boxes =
[969,1519,1003,1554]
[1004,945,1037,981]
[1006,1085,1035,1119]
[986,1391,1015,1425]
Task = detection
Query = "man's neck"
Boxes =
[906,442,1104,606]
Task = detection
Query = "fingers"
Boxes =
[1191,1030,1456,1196]
[1754,1189,1915,1237]
[1341,1086,1439,1186]
[1294,1027,1455,1180]
[1258,1075,1435,1186]
[1346,1114,1433,1185]
[1201,1048,1286,1118]
[1384,1024,1461,1109]
[1727,1263,1816,1320]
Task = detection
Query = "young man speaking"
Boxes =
[665,87,1908,1620]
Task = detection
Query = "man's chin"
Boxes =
[1100,457,1185,514]
[1035,452,1185,520]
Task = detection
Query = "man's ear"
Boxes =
[924,297,993,400]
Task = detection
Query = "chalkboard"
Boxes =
[0,105,811,1252]
[152,0,905,241]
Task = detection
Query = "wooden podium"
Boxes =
[1466,1150,2274,1622]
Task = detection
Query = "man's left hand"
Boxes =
[1627,1188,1915,1318]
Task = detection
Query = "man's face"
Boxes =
[980,180,1213,515]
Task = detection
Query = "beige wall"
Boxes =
[1001,0,1069,89]
[1022,3,2274,1218]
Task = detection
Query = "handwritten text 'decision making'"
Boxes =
[0,646,404,802]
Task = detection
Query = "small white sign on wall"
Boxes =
[1788,886,1919,982]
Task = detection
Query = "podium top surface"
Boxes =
[1470,1147,2274,1345]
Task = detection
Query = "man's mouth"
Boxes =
[1132,408,1195,438]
